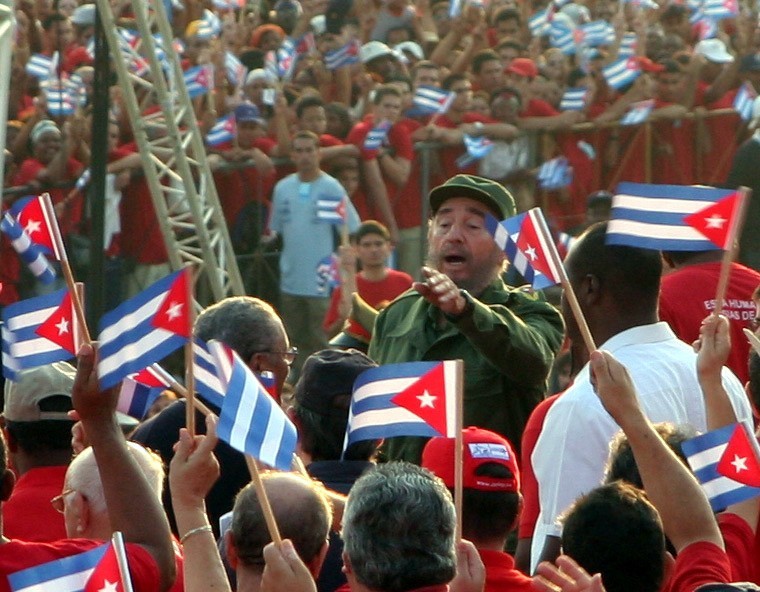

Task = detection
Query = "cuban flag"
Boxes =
[620,99,655,126]
[265,41,297,80]
[364,121,391,151]
[324,39,361,71]
[485,209,564,290]
[560,87,588,111]
[316,194,347,224]
[528,9,551,36]
[26,52,57,79]
[42,83,76,117]
[702,0,738,19]
[607,182,735,251]
[733,82,756,122]
[1,212,56,284]
[456,135,494,168]
[14,194,63,260]
[225,51,247,87]
[1,289,77,379]
[193,338,225,408]
[2,323,19,380]
[619,32,638,57]
[682,422,760,511]
[581,20,615,47]
[206,114,236,147]
[118,364,173,419]
[66,74,88,108]
[98,269,191,390]
[8,543,110,592]
[413,86,455,116]
[208,340,297,471]
[293,32,316,56]
[184,65,214,98]
[695,15,719,40]
[344,361,458,452]
[197,9,222,39]
[448,0,463,17]
[316,252,340,294]
[550,21,576,54]
[537,157,573,190]
[602,57,641,91]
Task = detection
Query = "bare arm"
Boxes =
[73,344,176,591]
[362,159,399,242]
[378,151,411,187]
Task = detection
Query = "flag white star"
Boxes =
[55,318,69,335]
[98,580,119,592]
[730,454,748,473]
[524,244,537,261]
[416,390,437,408]
[165,302,183,321]
[24,219,41,235]
[704,214,726,229]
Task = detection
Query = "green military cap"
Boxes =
[428,174,516,220]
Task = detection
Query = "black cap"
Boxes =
[293,349,376,416]
[325,0,352,34]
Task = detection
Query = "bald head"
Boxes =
[229,472,332,573]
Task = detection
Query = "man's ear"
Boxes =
[71,492,90,534]
[3,427,18,454]
[578,273,602,306]
[225,530,239,569]
[0,468,15,502]
[307,539,330,579]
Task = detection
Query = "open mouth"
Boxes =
[443,255,467,266]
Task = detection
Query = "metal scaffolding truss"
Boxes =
[93,0,244,301]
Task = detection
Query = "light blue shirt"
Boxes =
[270,172,360,297]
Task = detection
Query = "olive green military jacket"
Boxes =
[368,278,564,464]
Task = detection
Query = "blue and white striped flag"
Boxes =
[42,84,75,117]
[184,65,214,98]
[364,121,391,150]
[316,194,346,223]
[581,20,615,47]
[733,82,756,121]
[620,99,654,126]
[8,543,109,592]
[528,9,551,36]
[1,323,19,380]
[560,87,588,111]
[702,0,738,19]
[193,338,225,408]
[537,157,573,190]
[682,422,760,512]
[316,252,340,294]
[197,9,222,39]
[412,86,455,116]
[324,39,360,70]
[209,340,297,470]
[602,57,641,90]
[619,32,638,57]
[607,182,733,251]
[550,22,576,54]
[25,52,57,79]
[206,114,236,147]
[117,365,172,420]
[456,134,494,168]
[0,213,56,284]
[225,51,247,86]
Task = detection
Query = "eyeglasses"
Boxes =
[50,488,75,513]
[259,347,298,366]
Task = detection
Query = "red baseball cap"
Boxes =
[505,57,538,79]
[422,427,520,493]
[636,56,665,73]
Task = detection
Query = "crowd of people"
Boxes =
[2,0,760,589]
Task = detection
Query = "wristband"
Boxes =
[180,524,213,545]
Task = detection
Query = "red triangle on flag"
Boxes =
[516,213,559,283]
[133,366,170,388]
[35,291,77,354]
[84,543,123,592]
[683,192,739,250]
[391,363,449,436]
[18,196,57,257]
[151,269,191,338]
[716,423,760,487]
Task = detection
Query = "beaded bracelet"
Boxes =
[179,524,213,545]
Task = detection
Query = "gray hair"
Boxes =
[65,442,164,515]
[342,462,457,592]
[194,296,284,362]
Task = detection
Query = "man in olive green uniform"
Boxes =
[368,175,564,464]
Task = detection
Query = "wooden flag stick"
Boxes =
[713,187,751,317]
[245,454,283,545]
[112,531,135,592]
[184,267,197,437]
[292,453,310,478]
[149,364,214,417]
[532,208,597,354]
[454,359,464,542]
[744,328,760,357]
[41,193,92,344]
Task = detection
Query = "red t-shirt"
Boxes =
[521,98,559,118]
[346,117,414,163]
[695,82,741,186]
[663,541,731,592]
[518,394,560,539]
[323,269,413,339]
[651,98,696,185]
[390,118,424,230]
[434,112,495,180]
[2,466,67,543]
[717,512,757,584]
[0,539,162,592]
[659,261,760,384]
[479,549,534,592]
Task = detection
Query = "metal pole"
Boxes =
[87,4,110,327]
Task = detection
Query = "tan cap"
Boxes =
[3,362,75,422]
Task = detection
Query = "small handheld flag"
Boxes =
[620,99,654,126]
[682,422,760,511]
[0,212,56,284]
[324,39,361,70]
[363,121,391,151]
[602,57,641,91]
[8,543,109,592]
[733,82,756,122]
[413,86,455,116]
[560,87,587,111]
[537,157,573,190]
[683,191,741,249]
[316,194,347,224]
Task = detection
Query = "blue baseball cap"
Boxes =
[234,102,266,125]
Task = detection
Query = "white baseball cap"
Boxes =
[695,39,734,64]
